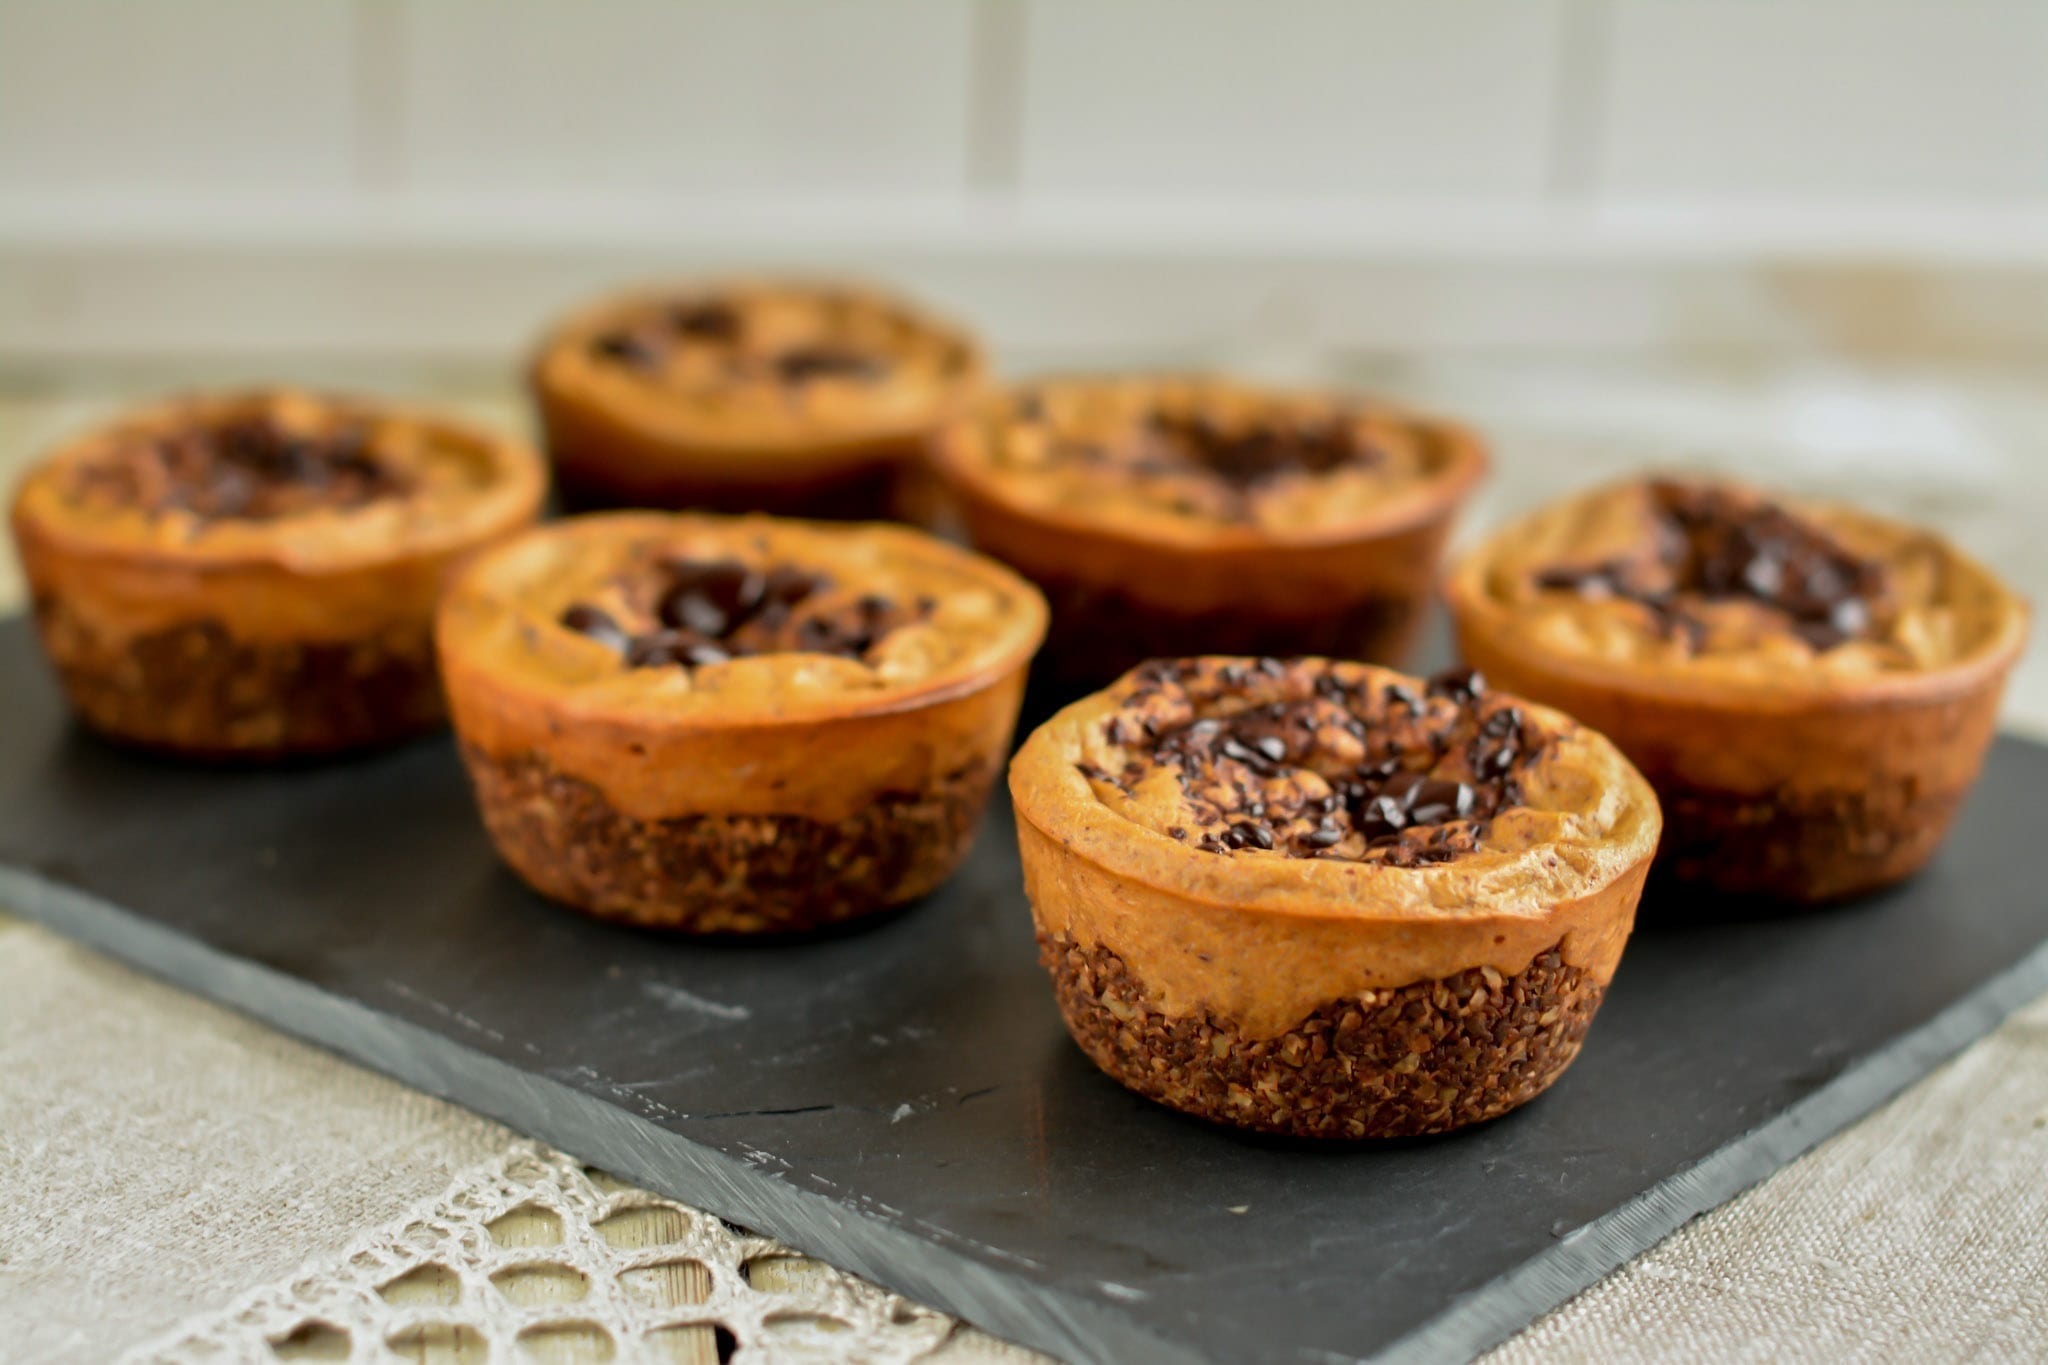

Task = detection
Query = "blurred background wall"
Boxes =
[4,0,2048,371]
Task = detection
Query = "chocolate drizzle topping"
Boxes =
[84,414,408,521]
[1141,411,1377,489]
[773,346,885,385]
[1101,661,1538,869]
[1536,481,1884,651]
[588,296,894,389]
[1001,392,1389,524]
[558,557,926,670]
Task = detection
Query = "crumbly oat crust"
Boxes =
[33,604,442,760]
[463,747,995,933]
[1044,932,1602,1138]
[10,390,544,758]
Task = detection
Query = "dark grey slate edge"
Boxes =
[0,868,1193,1365]
[1382,929,2048,1365]
[9,861,2047,1365]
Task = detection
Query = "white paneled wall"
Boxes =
[4,0,2048,359]
[0,1,359,195]
[394,0,976,198]
[1016,1,1565,198]
[1598,0,2048,201]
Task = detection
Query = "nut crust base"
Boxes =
[33,601,444,759]
[1656,776,1967,902]
[537,394,918,522]
[462,746,996,933]
[1041,931,1604,1139]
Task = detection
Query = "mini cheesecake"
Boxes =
[438,512,1047,933]
[531,280,985,520]
[1011,657,1660,1139]
[10,390,544,758]
[1445,477,2028,902]
[932,376,1487,693]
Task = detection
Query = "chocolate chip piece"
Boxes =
[1739,550,1785,598]
[658,559,766,637]
[1382,682,1425,712]
[668,301,742,340]
[794,616,872,658]
[559,603,631,654]
[196,465,255,518]
[775,346,885,385]
[1218,737,1269,770]
[750,565,829,630]
[1471,707,1525,780]
[1145,411,1375,489]
[763,566,822,606]
[150,416,407,522]
[679,641,732,668]
[1250,734,1289,764]
[1409,779,1476,825]
[1224,822,1275,851]
[1299,824,1344,849]
[593,330,662,369]
[1643,482,1882,648]
[1357,794,1409,840]
[1536,563,1620,598]
[1427,667,1486,702]
[622,627,735,670]
[661,589,728,637]
[1378,771,1426,809]
[624,629,689,669]
[1823,596,1870,641]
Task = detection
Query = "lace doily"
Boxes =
[131,1142,980,1364]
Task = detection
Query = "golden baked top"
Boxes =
[10,390,543,570]
[532,281,983,450]
[438,512,1047,724]
[1011,657,1660,921]
[935,376,1486,544]
[1450,477,2026,692]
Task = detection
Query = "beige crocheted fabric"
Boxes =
[133,1141,963,1364]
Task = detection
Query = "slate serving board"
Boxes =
[4,613,2047,1365]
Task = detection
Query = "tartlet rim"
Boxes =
[1443,474,2031,712]
[436,509,1051,734]
[528,275,989,457]
[930,373,1490,552]
[1007,655,1662,927]
[8,388,547,575]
